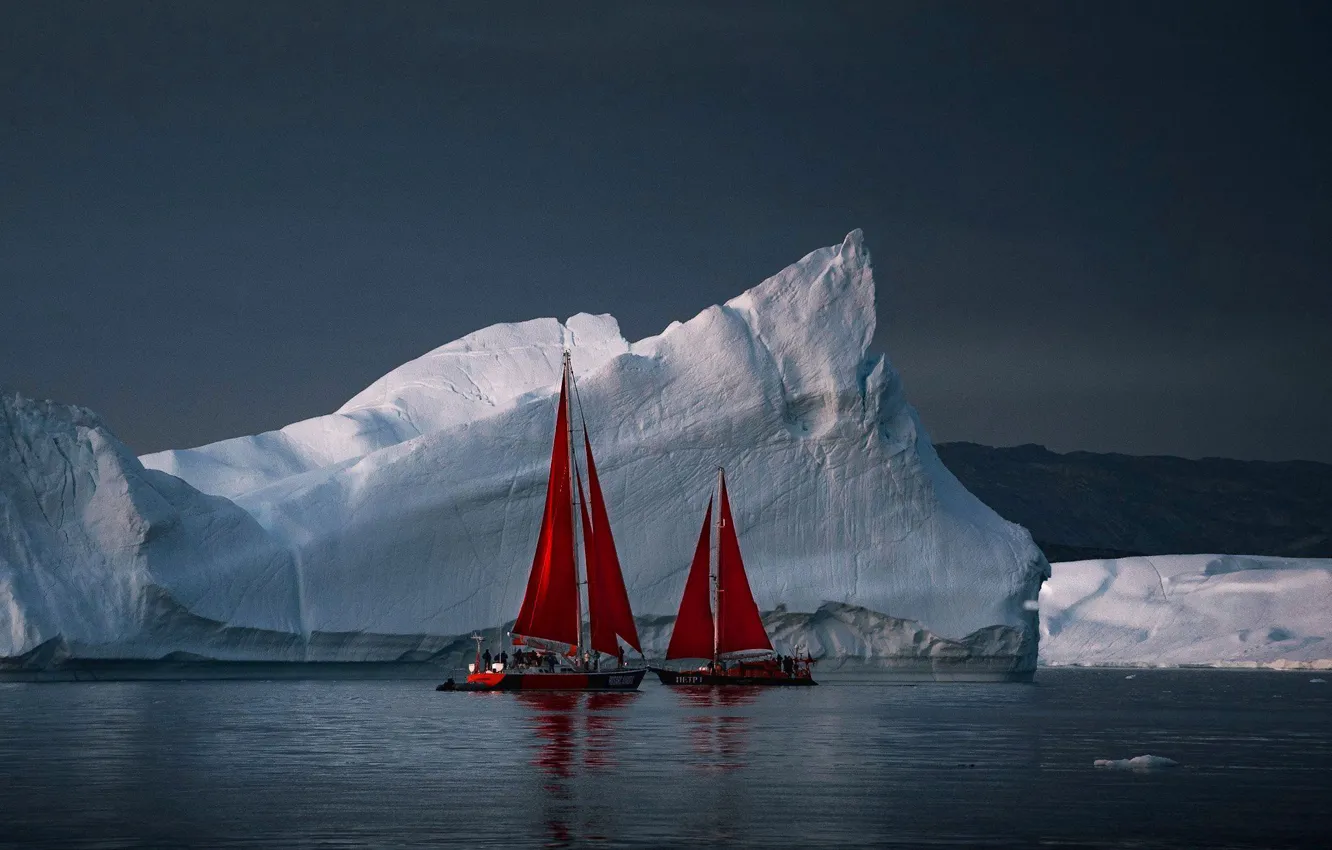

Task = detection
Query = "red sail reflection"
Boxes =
[677,687,756,771]
[517,691,579,781]
[584,691,635,770]
[517,690,638,778]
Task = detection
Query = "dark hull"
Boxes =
[650,667,817,687]
[462,668,646,691]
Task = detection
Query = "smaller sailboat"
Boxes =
[460,352,646,691]
[651,469,816,687]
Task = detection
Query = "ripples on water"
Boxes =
[1,669,1329,848]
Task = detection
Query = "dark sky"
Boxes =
[4,2,1330,461]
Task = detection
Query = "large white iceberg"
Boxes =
[3,231,1048,677]
[0,395,304,666]
[1042,555,1332,669]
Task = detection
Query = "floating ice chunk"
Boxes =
[1093,755,1178,770]
[1043,555,1332,668]
[1311,678,1326,683]
[1124,674,1136,679]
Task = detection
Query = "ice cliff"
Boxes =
[1042,555,1332,669]
[3,231,1049,676]
[0,395,303,665]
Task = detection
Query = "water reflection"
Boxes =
[6,672,1324,848]
[677,687,757,771]
[515,690,639,777]
[515,690,640,847]
[584,691,636,770]
[676,686,760,709]
[516,692,579,780]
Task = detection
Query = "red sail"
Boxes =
[576,468,599,647]
[583,433,642,654]
[666,498,716,660]
[512,373,580,646]
[716,474,773,655]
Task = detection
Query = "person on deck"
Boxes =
[617,646,625,669]
[482,649,492,669]
[499,650,508,669]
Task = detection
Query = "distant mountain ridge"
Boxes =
[936,442,1332,560]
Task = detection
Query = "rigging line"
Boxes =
[569,359,593,440]
[567,357,591,552]
[573,464,592,582]
[564,354,587,658]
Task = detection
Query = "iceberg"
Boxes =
[1041,555,1332,669]
[3,231,1048,677]
[0,395,304,666]
[1093,755,1179,770]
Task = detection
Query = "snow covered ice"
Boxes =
[8,232,1331,676]
[1093,755,1179,770]
[1042,555,1332,669]
[0,396,304,666]
[3,231,1049,676]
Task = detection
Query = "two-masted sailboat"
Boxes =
[463,352,646,691]
[651,469,816,687]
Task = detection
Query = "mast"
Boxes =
[565,350,587,664]
[712,466,723,668]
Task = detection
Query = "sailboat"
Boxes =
[463,352,647,691]
[651,469,816,687]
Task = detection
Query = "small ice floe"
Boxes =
[1124,674,1136,679]
[1093,755,1178,771]
[1311,678,1327,683]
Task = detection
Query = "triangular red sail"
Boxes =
[716,474,773,655]
[513,373,579,647]
[583,432,642,654]
[666,498,716,660]
[578,468,610,655]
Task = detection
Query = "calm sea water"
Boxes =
[1,669,1329,848]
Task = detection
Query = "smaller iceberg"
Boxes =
[1093,755,1179,770]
